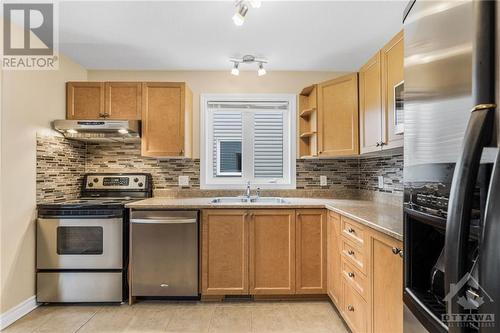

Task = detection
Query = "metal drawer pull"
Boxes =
[348,250,355,256]
[160,284,169,288]
[131,218,197,224]
[347,305,354,312]
[348,227,355,233]
[399,250,404,258]
[348,272,355,278]
[392,247,402,255]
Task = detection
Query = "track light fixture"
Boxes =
[229,55,267,76]
[232,0,261,26]
[231,62,240,76]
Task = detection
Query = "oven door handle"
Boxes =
[131,218,197,225]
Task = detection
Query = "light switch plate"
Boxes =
[320,175,327,186]
[378,176,384,189]
[178,176,190,187]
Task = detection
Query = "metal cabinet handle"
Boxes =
[180,149,184,156]
[348,227,355,233]
[392,247,402,255]
[399,250,404,258]
[347,305,354,312]
[348,250,355,256]
[160,284,169,288]
[348,272,355,278]
[376,142,381,147]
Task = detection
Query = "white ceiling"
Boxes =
[59,1,407,71]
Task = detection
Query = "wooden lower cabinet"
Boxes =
[201,210,248,295]
[201,208,403,333]
[327,211,342,306]
[342,280,369,333]
[249,210,296,294]
[296,209,327,294]
[371,232,403,333]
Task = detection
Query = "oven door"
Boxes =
[37,217,122,269]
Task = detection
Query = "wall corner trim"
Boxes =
[0,296,38,330]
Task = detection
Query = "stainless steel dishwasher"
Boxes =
[130,210,198,297]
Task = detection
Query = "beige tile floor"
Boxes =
[3,300,349,333]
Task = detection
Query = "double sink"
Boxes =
[210,196,289,204]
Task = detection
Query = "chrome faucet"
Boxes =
[244,181,251,199]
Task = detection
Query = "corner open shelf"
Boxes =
[298,85,318,158]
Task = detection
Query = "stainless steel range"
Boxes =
[36,173,152,303]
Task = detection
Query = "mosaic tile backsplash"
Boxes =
[36,136,403,203]
[36,135,86,203]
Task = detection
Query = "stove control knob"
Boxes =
[88,183,93,187]
[138,182,144,187]
[93,178,99,183]
[134,178,139,183]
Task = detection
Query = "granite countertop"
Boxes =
[126,197,403,241]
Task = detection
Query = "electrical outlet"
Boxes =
[378,176,384,189]
[320,175,327,186]
[178,176,190,187]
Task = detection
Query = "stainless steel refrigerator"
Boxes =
[403,0,499,332]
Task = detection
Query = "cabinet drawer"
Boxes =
[342,281,368,333]
[341,216,365,248]
[341,259,367,300]
[341,239,367,275]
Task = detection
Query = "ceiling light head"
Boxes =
[232,4,248,26]
[249,0,261,8]
[257,62,267,76]
[231,62,240,76]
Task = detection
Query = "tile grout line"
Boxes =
[73,307,101,333]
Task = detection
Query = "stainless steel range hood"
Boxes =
[53,120,141,143]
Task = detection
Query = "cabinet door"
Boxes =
[371,232,403,333]
[141,82,187,157]
[381,30,404,150]
[359,52,383,154]
[66,82,104,119]
[317,73,359,157]
[201,210,248,295]
[249,210,295,294]
[327,211,342,307]
[105,82,142,120]
[296,209,327,294]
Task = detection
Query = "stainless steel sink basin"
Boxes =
[249,197,289,204]
[210,197,288,204]
[210,197,249,203]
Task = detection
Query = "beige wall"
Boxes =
[0,56,87,314]
[88,70,344,158]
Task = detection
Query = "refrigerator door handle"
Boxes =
[478,152,500,332]
[445,2,496,332]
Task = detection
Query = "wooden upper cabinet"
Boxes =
[327,211,342,307]
[295,209,327,294]
[66,82,105,119]
[371,232,403,333]
[359,52,383,154]
[249,210,296,294]
[105,82,142,120]
[317,73,359,157]
[381,30,404,150]
[201,210,248,295]
[141,82,193,158]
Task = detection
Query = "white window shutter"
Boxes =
[253,111,284,178]
[212,111,242,176]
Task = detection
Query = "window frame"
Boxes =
[200,94,297,190]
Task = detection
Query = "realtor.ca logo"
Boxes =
[2,2,59,70]
[443,273,495,328]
